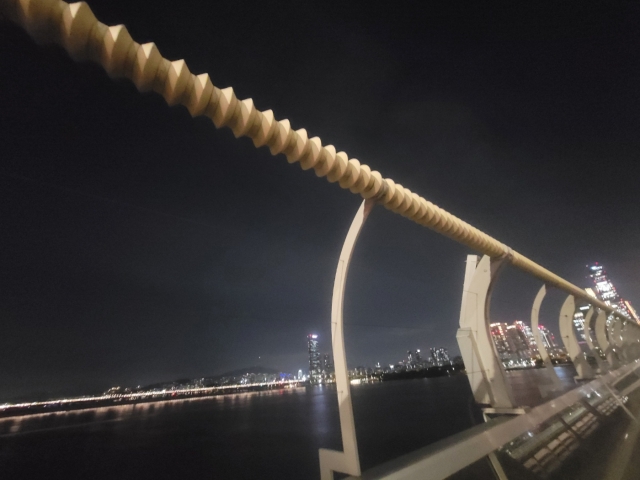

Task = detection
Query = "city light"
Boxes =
[0,379,305,416]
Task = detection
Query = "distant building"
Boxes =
[490,323,511,360]
[374,362,383,374]
[307,334,321,383]
[538,325,557,351]
[514,320,539,355]
[320,353,335,382]
[625,300,640,323]
[430,347,450,366]
[587,263,638,323]
[588,263,618,306]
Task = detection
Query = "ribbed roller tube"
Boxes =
[1,0,631,321]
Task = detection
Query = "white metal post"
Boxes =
[558,295,594,380]
[583,307,608,373]
[531,285,563,396]
[456,255,515,408]
[319,199,374,480]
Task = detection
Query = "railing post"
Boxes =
[594,310,620,369]
[608,316,627,365]
[319,199,374,480]
[559,295,594,379]
[457,254,515,408]
[531,285,563,397]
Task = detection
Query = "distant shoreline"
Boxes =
[0,381,303,420]
[1,365,472,420]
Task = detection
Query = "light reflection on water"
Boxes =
[0,387,307,436]
[0,373,563,479]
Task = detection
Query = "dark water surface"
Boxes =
[0,376,486,479]
[0,368,580,479]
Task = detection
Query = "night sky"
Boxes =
[1,1,639,401]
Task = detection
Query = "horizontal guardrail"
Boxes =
[347,361,640,480]
[0,0,632,321]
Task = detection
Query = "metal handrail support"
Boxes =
[482,407,528,480]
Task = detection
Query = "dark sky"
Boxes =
[1,1,639,401]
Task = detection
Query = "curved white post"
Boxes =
[595,310,619,369]
[616,317,640,363]
[531,285,563,395]
[456,255,515,408]
[609,317,626,362]
[594,309,610,352]
[559,295,594,379]
[583,307,607,373]
[319,199,374,480]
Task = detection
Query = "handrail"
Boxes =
[1,0,632,321]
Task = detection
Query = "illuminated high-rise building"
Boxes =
[624,300,640,323]
[573,304,590,343]
[491,321,542,364]
[322,353,333,373]
[586,263,638,324]
[430,347,450,366]
[490,323,510,360]
[307,334,321,383]
[588,263,617,305]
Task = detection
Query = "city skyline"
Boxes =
[1,1,639,401]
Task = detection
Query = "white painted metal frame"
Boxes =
[610,318,625,363]
[319,199,374,480]
[456,255,515,408]
[558,295,594,379]
[583,307,608,373]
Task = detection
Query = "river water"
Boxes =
[0,369,577,479]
